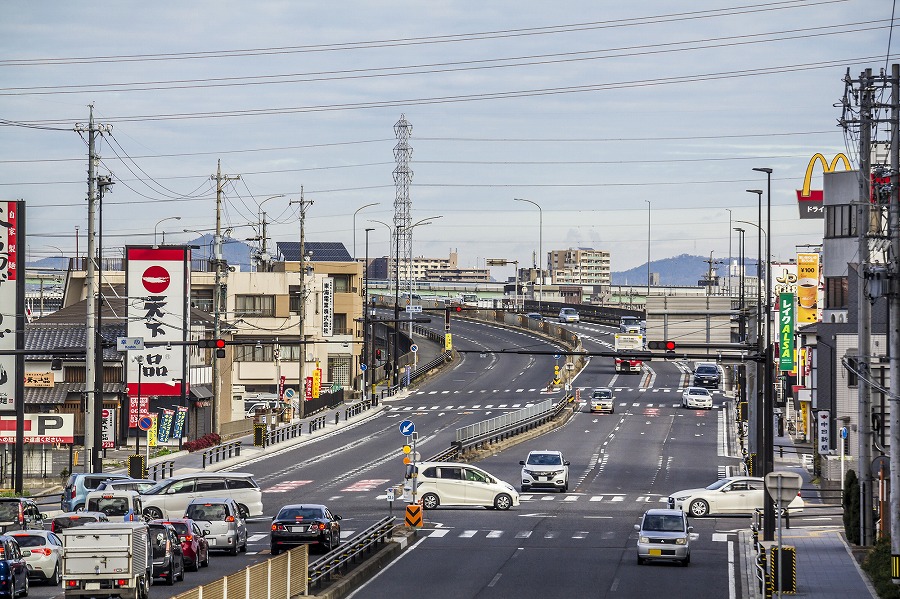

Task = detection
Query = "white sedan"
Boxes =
[11,529,63,586]
[681,386,713,409]
[667,476,804,517]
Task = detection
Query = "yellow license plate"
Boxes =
[649,549,662,556]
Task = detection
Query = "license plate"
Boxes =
[207,538,216,545]
[649,549,662,556]
[290,526,307,533]
[86,582,101,590]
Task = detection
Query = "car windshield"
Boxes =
[11,534,44,548]
[527,453,562,466]
[689,389,709,396]
[277,507,325,520]
[55,516,97,529]
[642,515,685,532]
[87,497,129,516]
[593,390,612,399]
[186,504,228,521]
[706,479,735,491]
[696,366,718,375]
[165,522,190,535]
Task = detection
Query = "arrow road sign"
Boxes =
[399,420,415,436]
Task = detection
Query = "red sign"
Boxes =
[128,395,149,428]
[0,414,74,444]
[141,265,171,294]
[304,377,313,401]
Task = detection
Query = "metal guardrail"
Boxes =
[453,397,570,452]
[308,415,327,433]
[305,516,396,593]
[201,440,242,469]
[147,460,175,481]
[345,398,377,419]
[263,421,304,447]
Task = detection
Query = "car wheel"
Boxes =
[229,542,239,556]
[189,556,200,572]
[165,563,175,586]
[51,563,62,586]
[610,407,614,414]
[143,507,163,521]
[683,554,691,566]
[20,574,28,597]
[271,545,280,556]
[421,493,440,510]
[560,483,568,493]
[201,549,210,568]
[240,535,247,552]
[689,499,710,517]
[637,556,645,565]
[494,493,513,510]
[74,504,84,512]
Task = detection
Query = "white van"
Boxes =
[403,462,519,510]
[84,490,144,522]
[140,472,263,520]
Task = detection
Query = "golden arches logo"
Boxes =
[798,153,851,198]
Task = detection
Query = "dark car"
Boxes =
[0,497,45,533]
[0,534,29,597]
[150,518,209,571]
[147,522,185,585]
[692,363,721,389]
[49,511,109,534]
[270,504,341,555]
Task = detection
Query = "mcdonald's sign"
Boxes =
[796,153,851,219]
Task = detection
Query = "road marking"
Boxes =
[460,530,477,538]
[429,529,449,538]
[486,530,504,538]
[515,531,532,538]
[488,574,502,588]
[248,534,267,542]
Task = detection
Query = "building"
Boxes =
[370,251,490,282]
[548,248,611,286]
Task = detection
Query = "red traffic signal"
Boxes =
[647,341,676,351]
[375,349,383,360]
[198,339,227,358]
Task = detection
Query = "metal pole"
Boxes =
[84,106,98,473]
[888,61,900,575]
[777,480,783,598]
[364,228,373,401]
[647,200,651,299]
[135,357,142,456]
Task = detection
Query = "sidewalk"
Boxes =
[741,432,878,598]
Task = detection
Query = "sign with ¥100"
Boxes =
[410,344,418,353]
[399,420,415,436]
[117,336,145,351]
[138,416,153,431]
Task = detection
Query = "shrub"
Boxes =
[862,537,900,598]
[183,433,221,452]
[844,469,861,545]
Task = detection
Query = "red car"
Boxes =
[149,518,209,571]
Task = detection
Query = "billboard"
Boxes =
[771,263,797,313]
[796,253,821,323]
[796,153,851,219]
[778,293,795,371]
[0,414,74,444]
[0,202,22,413]
[125,247,190,411]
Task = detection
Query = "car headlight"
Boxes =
[675,538,687,545]
[639,536,650,544]
[523,469,537,477]
[675,495,691,502]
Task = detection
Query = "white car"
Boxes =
[11,530,63,586]
[403,462,519,510]
[558,308,580,323]
[681,386,713,409]
[667,476,804,517]
[590,388,614,414]
[520,450,570,492]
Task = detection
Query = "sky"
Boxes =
[1,1,895,281]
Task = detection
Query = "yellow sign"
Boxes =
[24,372,54,387]
[405,504,423,528]
[147,413,159,448]
[796,253,820,323]
[312,368,322,399]
[402,445,412,454]
[798,153,851,198]
[445,333,452,351]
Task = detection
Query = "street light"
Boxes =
[154,216,182,247]
[363,227,374,401]
[514,198,543,311]
[733,227,746,343]
[353,203,380,260]
[646,200,651,300]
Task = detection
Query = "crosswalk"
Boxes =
[422,528,733,542]
[371,492,673,504]
[386,401,723,414]
[405,387,727,397]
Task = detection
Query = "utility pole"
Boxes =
[290,188,313,418]
[75,106,110,473]
[887,62,900,574]
[210,160,240,434]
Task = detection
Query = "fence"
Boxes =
[454,398,570,452]
[306,517,396,593]
[172,545,308,599]
[201,440,242,469]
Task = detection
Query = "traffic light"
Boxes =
[647,341,676,351]
[375,349,383,361]
[199,339,227,358]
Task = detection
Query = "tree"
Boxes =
[843,469,860,544]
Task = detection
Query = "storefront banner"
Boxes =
[778,293,795,371]
[157,409,174,443]
[172,406,188,439]
[796,253,821,323]
[148,413,158,448]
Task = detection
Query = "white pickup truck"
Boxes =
[614,333,645,373]
[61,521,152,599]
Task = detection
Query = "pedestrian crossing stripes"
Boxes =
[386,402,723,414]
[407,388,727,396]
[422,528,731,541]
[265,480,312,493]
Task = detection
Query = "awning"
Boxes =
[190,384,213,399]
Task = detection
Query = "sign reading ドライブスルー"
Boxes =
[0,202,22,413]
[125,247,190,427]
[778,292,795,371]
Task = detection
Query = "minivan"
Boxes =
[85,490,143,522]
[0,497,46,533]
[403,462,519,510]
[61,473,130,512]
[141,472,263,520]
[184,497,247,555]
[558,308,580,323]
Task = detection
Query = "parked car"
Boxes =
[692,362,721,389]
[404,462,519,510]
[141,472,263,520]
[61,472,130,512]
[85,490,144,521]
[0,535,28,597]
[10,529,63,586]
[149,518,209,571]
[681,387,713,410]
[270,504,342,555]
[0,497,46,533]
[49,511,109,534]
[558,308,580,323]
[183,498,247,556]
[520,450,570,493]
[590,388,615,414]
[95,478,158,494]
[147,521,185,585]
[635,508,698,566]
[667,476,804,517]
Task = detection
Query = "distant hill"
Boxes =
[612,253,759,286]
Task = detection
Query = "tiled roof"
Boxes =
[276,241,351,262]
[24,381,123,405]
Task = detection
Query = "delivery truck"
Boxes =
[614,333,644,373]
[61,521,152,599]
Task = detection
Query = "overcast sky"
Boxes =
[1,1,894,280]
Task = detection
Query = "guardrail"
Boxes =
[147,460,175,480]
[263,421,304,447]
[345,398,377,419]
[305,516,396,593]
[201,440,242,469]
[453,397,570,452]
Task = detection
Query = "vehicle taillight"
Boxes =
[17,503,23,524]
[183,535,193,542]
[225,516,235,522]
[318,523,326,531]
[272,523,285,532]
[116,579,128,587]
[65,580,78,588]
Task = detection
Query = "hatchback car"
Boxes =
[681,387,713,410]
[0,498,45,533]
[49,511,109,534]
[692,362,721,389]
[590,388,615,414]
[520,450,570,493]
[270,504,342,555]
[61,472,130,512]
[558,308,580,323]
[403,462,519,510]
[635,509,698,566]
[149,518,209,571]
[10,530,63,586]
[667,476,804,517]
[147,521,185,585]
[0,535,28,597]
[183,498,247,555]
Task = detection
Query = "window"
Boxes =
[289,285,302,314]
[439,467,463,480]
[234,344,273,362]
[191,289,214,313]
[825,205,857,238]
[227,478,258,490]
[334,313,348,335]
[328,355,351,386]
[235,295,274,317]
[332,274,351,293]
[845,352,858,387]
[167,480,195,494]
[195,479,227,493]
[826,277,849,309]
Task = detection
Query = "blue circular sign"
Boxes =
[554,354,561,360]
[399,420,415,436]
[410,344,419,353]
[138,416,153,431]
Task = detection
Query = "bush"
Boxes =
[182,433,221,452]
[844,469,861,545]
[862,537,900,598]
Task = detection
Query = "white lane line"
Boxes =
[429,529,450,538]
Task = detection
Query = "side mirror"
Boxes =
[564,461,570,466]
[689,533,700,541]
[687,526,694,532]
[40,513,48,520]
[334,515,342,521]
[633,524,640,531]
[519,461,526,465]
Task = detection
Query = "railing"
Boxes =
[263,421,304,447]
[201,440,242,469]
[305,517,396,593]
[147,461,175,480]
[454,397,570,452]
[344,398,377,420]
[308,415,327,433]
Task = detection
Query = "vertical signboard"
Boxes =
[171,406,188,440]
[101,409,116,448]
[796,253,821,323]
[147,413,158,448]
[125,247,189,415]
[771,263,798,314]
[322,277,334,336]
[0,202,21,413]
[817,410,831,454]
[778,293,795,371]
[157,409,174,443]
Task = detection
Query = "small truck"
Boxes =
[61,521,152,599]
[614,333,645,373]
